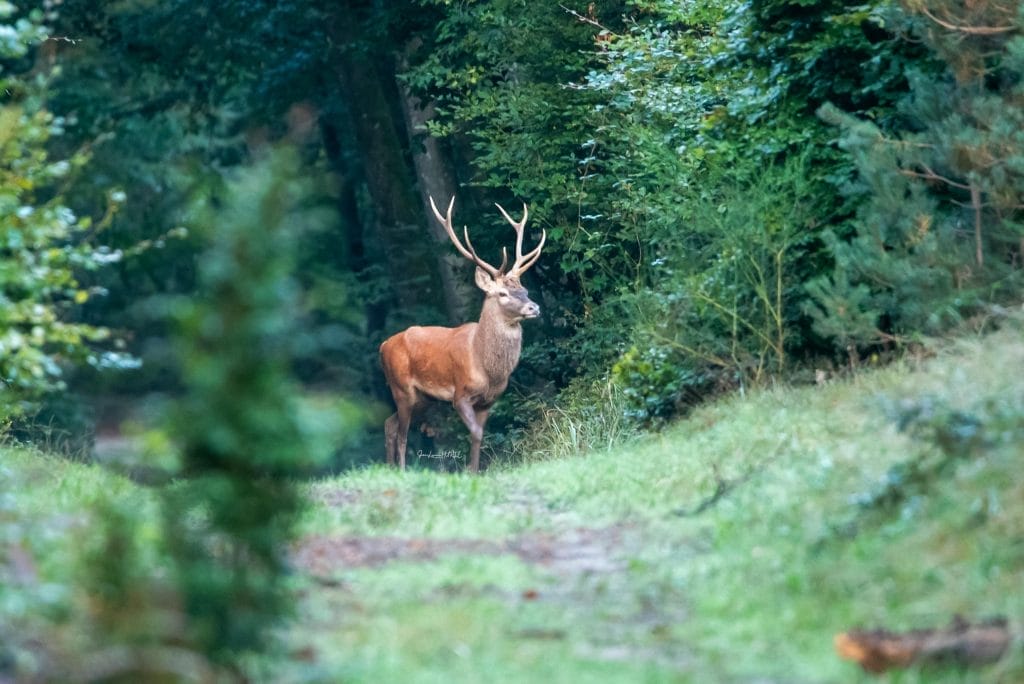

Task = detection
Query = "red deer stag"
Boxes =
[379,196,546,472]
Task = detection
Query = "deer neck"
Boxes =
[473,298,522,382]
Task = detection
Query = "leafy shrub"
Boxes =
[606,155,823,422]
[0,7,121,417]
[612,345,710,424]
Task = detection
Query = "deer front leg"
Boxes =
[454,397,485,473]
[395,403,413,470]
[386,388,416,470]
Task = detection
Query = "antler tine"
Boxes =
[462,226,503,277]
[494,202,528,265]
[429,195,462,254]
[429,195,501,277]
[516,228,546,274]
[429,195,454,226]
[498,246,509,275]
[495,202,544,276]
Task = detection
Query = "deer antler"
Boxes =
[430,196,503,278]
[495,202,546,276]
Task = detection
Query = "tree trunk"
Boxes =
[320,120,388,339]
[398,43,475,324]
[328,9,440,321]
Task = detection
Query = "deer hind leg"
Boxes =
[395,401,414,470]
[385,385,418,470]
[384,413,399,466]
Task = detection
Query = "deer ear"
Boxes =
[474,266,500,293]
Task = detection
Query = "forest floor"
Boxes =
[3,322,1023,682]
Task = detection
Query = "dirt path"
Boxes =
[292,523,631,579]
[296,484,632,579]
[290,484,694,671]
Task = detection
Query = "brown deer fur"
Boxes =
[379,198,544,472]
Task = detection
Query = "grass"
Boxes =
[3,323,1024,682]
[0,445,164,678]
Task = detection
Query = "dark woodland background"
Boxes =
[4,0,1022,462]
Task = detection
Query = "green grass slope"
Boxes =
[2,324,1022,682]
[291,325,1023,683]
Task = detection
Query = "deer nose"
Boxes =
[524,302,540,318]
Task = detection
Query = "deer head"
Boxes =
[429,196,545,323]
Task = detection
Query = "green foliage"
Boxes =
[43,0,349,407]
[409,0,613,193]
[731,0,921,126]
[612,345,698,423]
[852,392,1024,513]
[425,0,921,422]
[15,0,1019,467]
[605,155,821,422]
[0,8,120,417]
[0,446,166,681]
[405,0,632,376]
[808,1,1024,350]
[164,148,337,663]
[2,146,363,680]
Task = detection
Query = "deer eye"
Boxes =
[497,290,509,298]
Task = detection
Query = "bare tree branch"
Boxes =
[917,6,1017,36]
[899,164,973,191]
[559,4,618,37]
